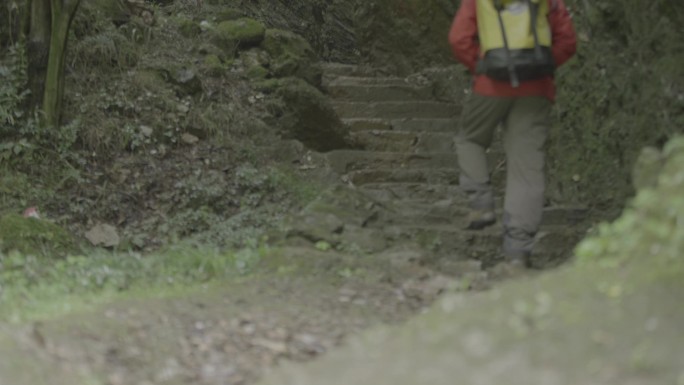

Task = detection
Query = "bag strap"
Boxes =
[494,0,520,87]
[527,0,544,61]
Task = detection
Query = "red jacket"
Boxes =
[448,0,577,101]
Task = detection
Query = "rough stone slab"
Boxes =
[382,224,502,254]
[346,168,459,186]
[324,83,434,102]
[360,183,465,201]
[333,101,460,120]
[327,150,458,173]
[325,75,410,87]
[320,63,378,77]
[351,131,456,153]
[381,200,470,226]
[381,206,587,235]
[343,118,459,133]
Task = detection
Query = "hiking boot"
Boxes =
[465,210,496,230]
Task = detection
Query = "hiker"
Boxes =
[448,0,577,266]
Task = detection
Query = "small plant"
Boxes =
[0,43,29,130]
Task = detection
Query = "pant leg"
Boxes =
[501,96,552,254]
[456,94,512,210]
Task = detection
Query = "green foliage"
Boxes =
[0,242,269,321]
[0,43,80,162]
[69,0,145,72]
[0,44,28,126]
[353,0,455,74]
[547,0,684,208]
[575,136,684,279]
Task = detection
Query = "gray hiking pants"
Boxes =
[455,94,551,255]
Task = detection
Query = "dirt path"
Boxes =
[0,63,588,385]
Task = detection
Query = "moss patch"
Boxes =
[212,18,266,55]
[261,29,321,86]
[0,214,79,258]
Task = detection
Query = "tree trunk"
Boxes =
[27,0,51,110]
[43,0,80,127]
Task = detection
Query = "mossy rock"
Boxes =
[246,65,269,80]
[205,0,233,4]
[253,78,283,94]
[260,29,322,87]
[203,54,226,77]
[211,18,266,55]
[0,214,79,258]
[214,8,244,23]
[154,66,203,96]
[241,48,272,79]
[261,29,315,60]
[175,16,201,38]
[240,48,271,69]
[275,77,349,152]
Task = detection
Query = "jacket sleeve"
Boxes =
[448,0,479,73]
[549,0,577,68]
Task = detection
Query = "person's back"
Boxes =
[448,0,577,266]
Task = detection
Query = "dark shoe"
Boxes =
[503,250,531,268]
[466,210,496,230]
[489,258,528,279]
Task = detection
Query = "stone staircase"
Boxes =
[316,62,586,269]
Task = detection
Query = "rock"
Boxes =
[240,48,271,79]
[169,68,203,96]
[291,333,326,356]
[214,7,243,23]
[401,274,454,302]
[175,16,200,38]
[212,18,266,56]
[275,77,350,151]
[261,29,322,87]
[247,65,269,79]
[203,54,226,77]
[339,225,387,253]
[287,211,345,244]
[181,133,199,145]
[140,125,153,137]
[240,48,271,72]
[85,224,121,248]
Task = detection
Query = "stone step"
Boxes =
[360,183,465,201]
[351,130,456,153]
[346,168,459,186]
[327,150,458,174]
[324,75,410,87]
[343,118,459,133]
[381,223,572,257]
[333,101,460,120]
[320,63,379,78]
[381,199,469,226]
[380,202,587,228]
[324,82,433,102]
[382,224,502,254]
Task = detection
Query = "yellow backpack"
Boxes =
[476,0,555,86]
